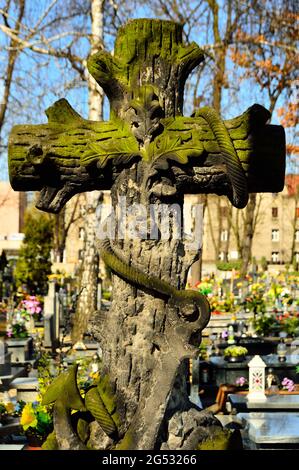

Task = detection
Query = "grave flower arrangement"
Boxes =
[235,376,248,390]
[20,401,53,445]
[223,345,248,362]
[281,377,295,392]
[0,400,25,424]
[6,310,28,339]
[0,401,14,424]
[21,295,42,321]
[6,295,42,338]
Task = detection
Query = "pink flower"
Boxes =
[281,377,295,392]
[236,376,247,387]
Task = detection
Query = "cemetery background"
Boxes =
[0,0,298,452]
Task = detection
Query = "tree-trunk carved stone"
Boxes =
[8,19,286,450]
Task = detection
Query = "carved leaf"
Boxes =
[142,127,204,167]
[80,126,140,169]
[85,387,117,437]
[42,364,85,411]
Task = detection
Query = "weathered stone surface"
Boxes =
[8,18,286,450]
[161,409,222,449]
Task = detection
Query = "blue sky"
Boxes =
[0,0,297,179]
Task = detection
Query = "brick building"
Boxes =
[0,181,27,259]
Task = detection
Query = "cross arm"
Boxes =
[8,99,139,212]
[8,100,285,213]
[143,103,285,208]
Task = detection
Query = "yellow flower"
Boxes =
[5,402,14,414]
[20,403,38,431]
[90,371,99,380]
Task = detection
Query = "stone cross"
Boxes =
[8,19,285,450]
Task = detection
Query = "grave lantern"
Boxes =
[248,355,267,402]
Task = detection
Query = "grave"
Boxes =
[237,412,299,449]
[229,393,299,412]
[6,337,33,364]
[0,341,11,376]
[0,366,28,392]
[65,341,101,365]
[9,377,39,402]
[43,281,60,350]
[208,355,298,386]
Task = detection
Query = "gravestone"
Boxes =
[43,281,60,350]
[9,377,39,402]
[238,412,299,449]
[6,337,32,364]
[0,340,11,376]
[8,18,285,450]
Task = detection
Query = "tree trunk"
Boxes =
[90,161,216,449]
[0,1,25,133]
[86,20,217,450]
[72,0,104,344]
[240,192,256,277]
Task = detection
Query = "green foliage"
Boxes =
[198,339,208,360]
[37,353,55,397]
[281,316,299,336]
[14,208,54,295]
[251,314,278,337]
[216,261,242,271]
[102,290,112,301]
[20,402,53,439]
[223,346,248,357]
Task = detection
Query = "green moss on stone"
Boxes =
[85,386,117,437]
[42,364,85,411]
[115,431,134,450]
[41,431,58,450]
[198,427,243,450]
[77,418,90,444]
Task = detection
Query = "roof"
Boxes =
[285,174,299,196]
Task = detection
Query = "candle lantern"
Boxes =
[247,355,267,402]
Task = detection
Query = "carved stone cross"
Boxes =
[8,19,285,450]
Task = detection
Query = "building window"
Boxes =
[220,229,228,242]
[296,207,299,218]
[295,230,299,242]
[230,250,239,260]
[78,249,83,260]
[272,207,278,218]
[296,253,299,263]
[219,251,225,261]
[220,206,228,217]
[271,229,279,242]
[271,252,279,263]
